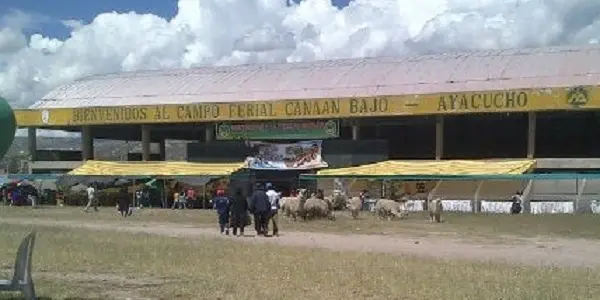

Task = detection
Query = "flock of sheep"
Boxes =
[279,189,444,223]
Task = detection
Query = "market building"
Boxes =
[12,44,600,199]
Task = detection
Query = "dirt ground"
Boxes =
[2,217,600,268]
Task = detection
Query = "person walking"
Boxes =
[249,182,270,236]
[84,183,98,212]
[178,189,187,209]
[230,188,249,237]
[10,187,19,206]
[185,187,196,208]
[171,189,181,210]
[212,189,231,235]
[141,187,151,208]
[265,183,280,237]
[117,186,131,217]
[135,189,143,208]
[1,187,7,205]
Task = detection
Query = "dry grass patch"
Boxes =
[0,224,599,300]
[3,206,600,240]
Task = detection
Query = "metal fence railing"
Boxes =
[299,173,600,214]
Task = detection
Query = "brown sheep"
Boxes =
[326,190,348,210]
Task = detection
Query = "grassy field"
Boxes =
[0,224,599,300]
[2,206,600,240]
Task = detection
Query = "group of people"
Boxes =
[1,181,38,207]
[84,183,133,217]
[135,187,152,208]
[172,187,195,209]
[212,182,281,237]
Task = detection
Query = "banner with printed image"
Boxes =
[245,140,328,170]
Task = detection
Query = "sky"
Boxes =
[0,0,352,39]
[0,0,178,39]
[1,0,600,136]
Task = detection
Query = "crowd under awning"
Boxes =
[67,160,247,177]
[300,159,537,180]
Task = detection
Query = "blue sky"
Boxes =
[0,0,352,39]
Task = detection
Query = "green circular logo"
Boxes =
[324,120,338,137]
[217,124,232,139]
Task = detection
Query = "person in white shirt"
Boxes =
[84,183,98,212]
[135,190,143,208]
[265,183,281,237]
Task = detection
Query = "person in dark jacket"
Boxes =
[249,182,270,236]
[212,189,231,235]
[510,191,523,214]
[117,186,131,217]
[230,188,249,236]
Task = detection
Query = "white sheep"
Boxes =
[428,197,443,223]
[281,189,308,221]
[346,196,363,219]
[303,196,332,220]
[374,199,408,221]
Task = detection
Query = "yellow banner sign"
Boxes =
[437,91,529,112]
[14,86,599,127]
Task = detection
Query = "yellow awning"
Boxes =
[67,160,246,176]
[315,159,536,177]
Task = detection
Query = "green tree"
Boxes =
[0,97,16,160]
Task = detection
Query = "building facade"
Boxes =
[13,45,600,172]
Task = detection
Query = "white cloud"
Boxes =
[1,9,37,30]
[1,0,600,136]
[61,19,84,30]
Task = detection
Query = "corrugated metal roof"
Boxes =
[30,44,600,109]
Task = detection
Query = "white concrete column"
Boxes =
[473,181,484,213]
[522,179,534,213]
[27,127,37,161]
[141,125,151,161]
[527,112,536,159]
[81,126,94,161]
[159,139,166,161]
[351,125,360,140]
[575,178,589,213]
[435,115,444,160]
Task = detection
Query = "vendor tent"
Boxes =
[300,159,536,180]
[67,160,246,177]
